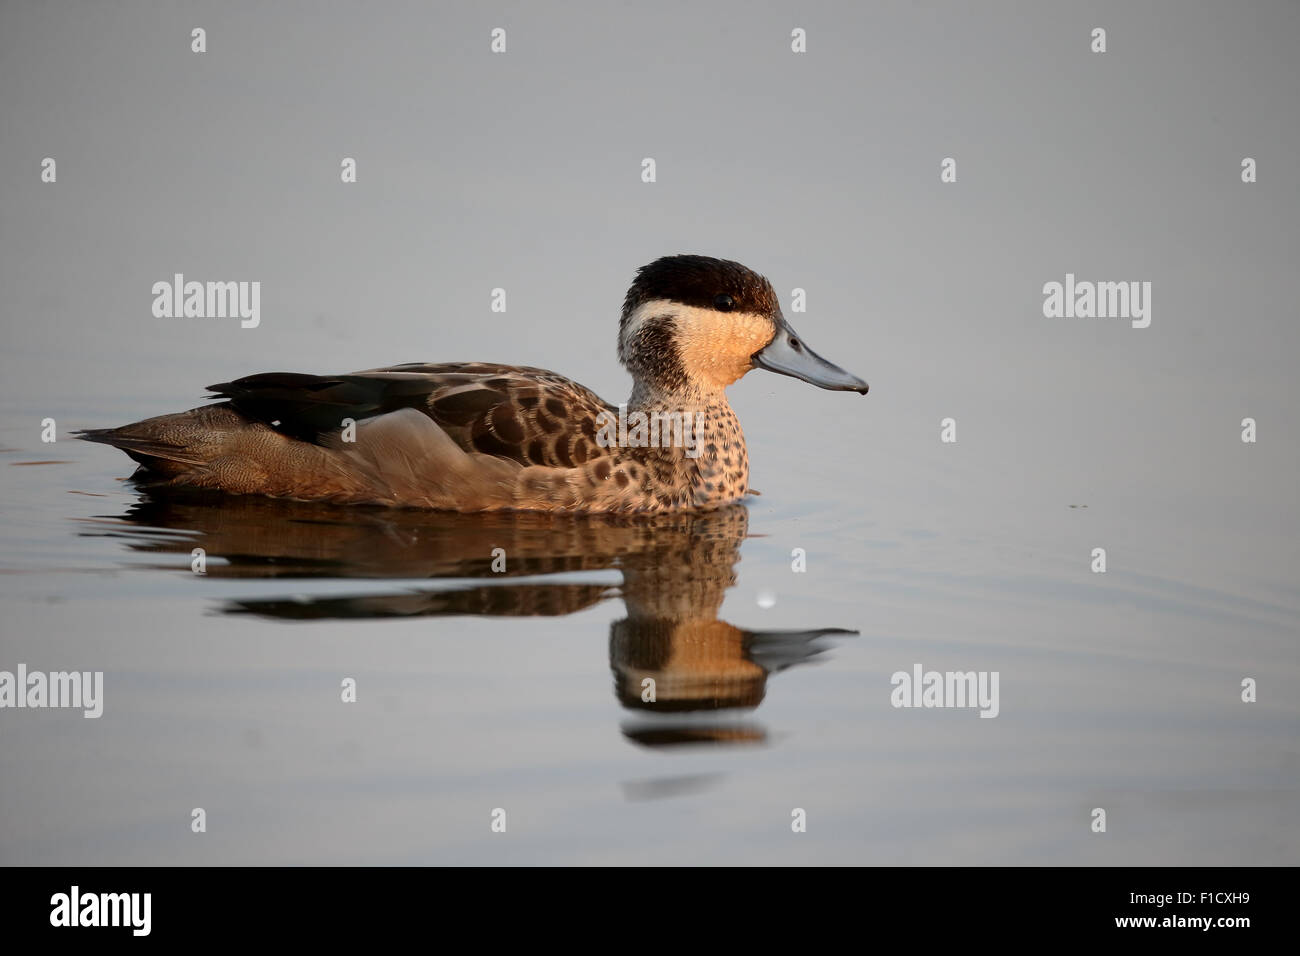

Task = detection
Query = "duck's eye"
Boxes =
[714,293,735,312]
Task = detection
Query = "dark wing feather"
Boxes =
[206,371,435,444]
[208,363,619,468]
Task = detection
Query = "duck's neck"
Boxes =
[624,381,749,508]
[629,378,723,411]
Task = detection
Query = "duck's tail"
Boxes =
[74,404,359,498]
[76,404,523,507]
[75,405,243,476]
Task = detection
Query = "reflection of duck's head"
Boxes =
[610,616,854,715]
[608,504,852,717]
[611,618,767,711]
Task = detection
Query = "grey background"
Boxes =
[1,0,1296,864]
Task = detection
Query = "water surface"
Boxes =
[1,0,1297,866]
[1,401,1295,865]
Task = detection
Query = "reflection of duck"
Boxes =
[79,256,867,512]
[610,506,849,721]
[85,491,854,746]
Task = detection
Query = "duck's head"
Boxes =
[618,255,868,397]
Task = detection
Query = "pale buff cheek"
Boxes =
[678,312,775,387]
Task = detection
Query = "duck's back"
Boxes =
[79,362,638,511]
[212,362,618,467]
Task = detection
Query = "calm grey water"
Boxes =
[2,0,1298,865]
[1,378,1296,865]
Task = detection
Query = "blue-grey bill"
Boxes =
[751,320,869,394]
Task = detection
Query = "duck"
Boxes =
[79,255,868,512]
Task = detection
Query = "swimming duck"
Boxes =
[80,255,868,512]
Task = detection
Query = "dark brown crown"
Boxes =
[619,255,778,329]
